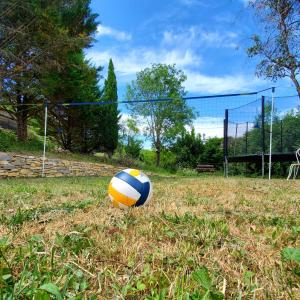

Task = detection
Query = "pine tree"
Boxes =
[100,59,119,157]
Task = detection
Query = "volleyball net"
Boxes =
[2,87,297,178]
[224,94,300,177]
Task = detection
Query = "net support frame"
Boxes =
[268,87,275,180]
[261,96,265,178]
[42,101,48,177]
[224,109,229,177]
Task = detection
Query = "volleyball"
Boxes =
[108,169,152,208]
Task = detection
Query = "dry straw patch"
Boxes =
[0,176,300,299]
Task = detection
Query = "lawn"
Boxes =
[0,176,300,299]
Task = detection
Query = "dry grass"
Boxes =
[0,175,300,299]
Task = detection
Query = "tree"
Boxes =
[0,0,99,140]
[44,51,102,153]
[200,138,223,168]
[98,59,119,157]
[118,118,143,159]
[247,0,300,97]
[172,128,204,168]
[126,64,194,166]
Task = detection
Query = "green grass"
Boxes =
[0,128,51,153]
[1,176,300,299]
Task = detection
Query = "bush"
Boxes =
[200,138,223,169]
[0,129,15,151]
[160,150,177,170]
[124,137,143,159]
[140,149,177,170]
[172,128,204,168]
[140,149,156,165]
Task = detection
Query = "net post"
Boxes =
[261,96,265,178]
[224,109,229,177]
[245,121,249,175]
[42,100,48,178]
[245,122,249,154]
[234,123,238,156]
[268,87,275,180]
[280,120,283,152]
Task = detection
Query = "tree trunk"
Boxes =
[107,151,113,159]
[156,149,161,167]
[291,73,300,99]
[16,110,28,141]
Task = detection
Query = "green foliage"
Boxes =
[140,149,156,165]
[124,137,143,159]
[126,64,194,166]
[200,138,223,168]
[0,0,99,140]
[192,267,224,299]
[0,129,55,153]
[44,51,102,153]
[160,150,177,170]
[173,128,204,168]
[118,118,143,159]
[247,0,300,96]
[97,59,119,156]
[39,283,63,300]
[281,248,300,264]
[139,149,177,170]
[0,232,94,299]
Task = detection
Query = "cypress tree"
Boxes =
[100,59,119,157]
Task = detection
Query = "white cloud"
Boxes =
[96,25,132,41]
[87,48,201,78]
[184,71,266,94]
[87,44,268,94]
[191,117,224,138]
[162,27,239,49]
[87,46,266,93]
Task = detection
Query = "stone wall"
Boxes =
[0,152,123,178]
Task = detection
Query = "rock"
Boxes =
[0,152,11,161]
[3,164,16,170]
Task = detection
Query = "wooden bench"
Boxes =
[196,164,215,173]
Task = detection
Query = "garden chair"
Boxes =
[287,148,300,180]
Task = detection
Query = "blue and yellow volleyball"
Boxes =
[108,169,152,208]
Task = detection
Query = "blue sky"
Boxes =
[85,0,297,141]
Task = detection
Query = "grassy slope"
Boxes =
[0,129,175,175]
[0,128,106,164]
[0,176,300,299]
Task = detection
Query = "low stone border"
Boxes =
[0,152,123,178]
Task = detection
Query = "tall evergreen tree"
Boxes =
[0,0,99,140]
[99,59,119,157]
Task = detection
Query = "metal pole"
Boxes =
[245,122,249,175]
[42,101,48,177]
[224,109,229,177]
[261,96,265,178]
[280,120,283,152]
[245,122,249,155]
[234,123,238,156]
[268,87,275,180]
